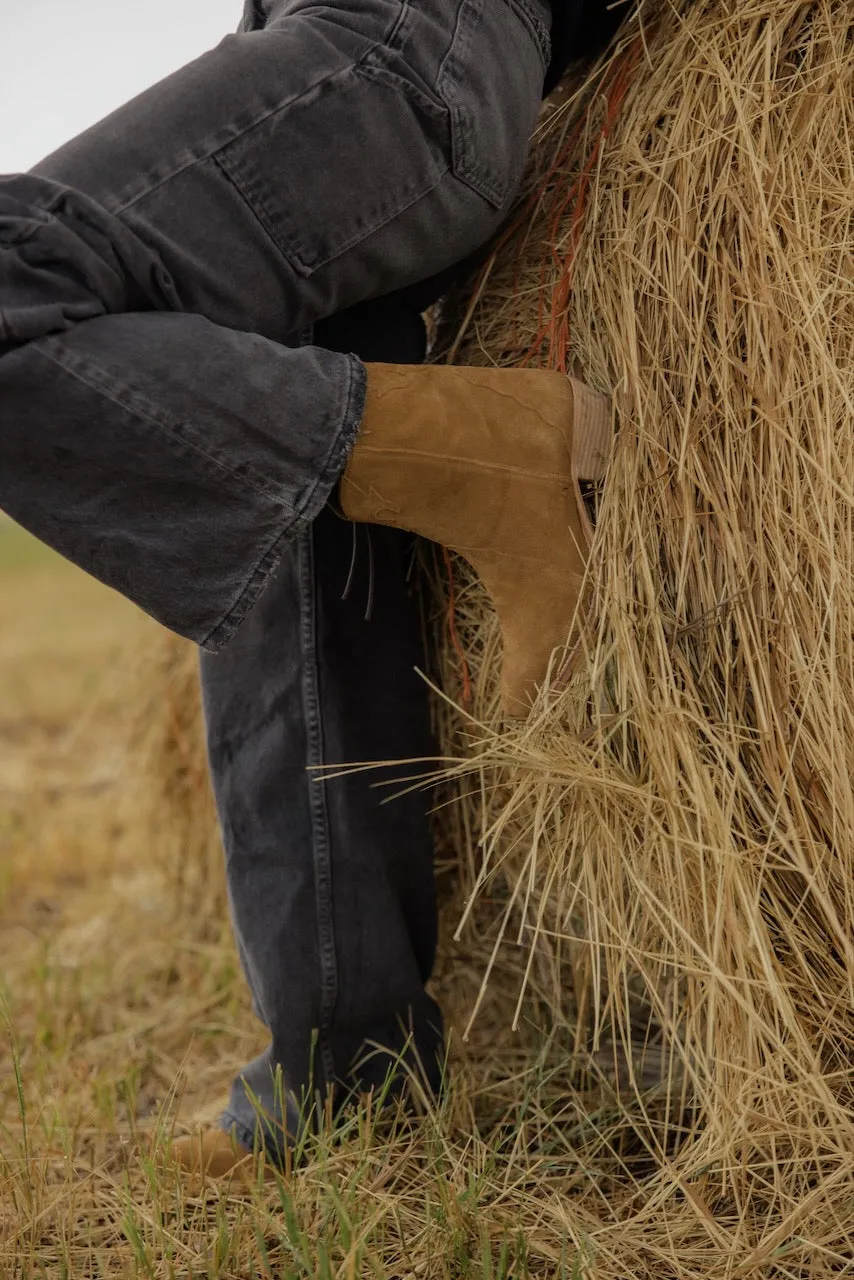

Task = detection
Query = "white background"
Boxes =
[0,0,243,172]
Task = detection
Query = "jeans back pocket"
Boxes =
[215,60,450,278]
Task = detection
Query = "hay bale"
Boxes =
[431,0,854,1269]
[132,1,854,1269]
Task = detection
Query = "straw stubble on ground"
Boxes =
[5,0,854,1274]
[0,530,594,1276]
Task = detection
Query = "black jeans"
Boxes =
[0,0,550,1159]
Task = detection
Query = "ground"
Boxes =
[0,522,578,1280]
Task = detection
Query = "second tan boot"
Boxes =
[339,364,611,717]
[168,1128,278,1189]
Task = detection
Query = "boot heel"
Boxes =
[568,376,611,485]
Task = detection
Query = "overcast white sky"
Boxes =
[0,0,243,173]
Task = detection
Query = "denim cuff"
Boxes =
[203,352,366,650]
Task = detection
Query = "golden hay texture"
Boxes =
[4,0,854,1275]
[430,0,854,1269]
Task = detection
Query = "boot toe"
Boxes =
[168,1128,277,1186]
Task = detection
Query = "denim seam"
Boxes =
[201,519,299,650]
[27,343,297,507]
[437,0,507,208]
[388,0,413,48]
[113,42,383,218]
[203,355,365,651]
[210,151,295,271]
[299,530,338,1090]
[436,0,547,208]
[212,74,450,279]
[293,347,370,1096]
[24,343,362,656]
[291,160,450,278]
[30,346,302,653]
[436,0,478,107]
[290,353,366,524]
[506,0,552,67]
[212,146,447,283]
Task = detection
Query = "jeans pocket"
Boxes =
[214,62,450,278]
[437,0,549,209]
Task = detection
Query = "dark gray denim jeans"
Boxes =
[0,0,550,1159]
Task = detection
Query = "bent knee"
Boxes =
[0,175,172,348]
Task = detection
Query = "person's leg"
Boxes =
[0,169,363,648]
[199,296,442,1162]
[1,0,549,643]
[0,0,595,1171]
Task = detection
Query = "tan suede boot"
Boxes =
[339,364,611,717]
[168,1129,278,1187]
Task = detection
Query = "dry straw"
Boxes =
[427,0,854,1270]
[89,0,854,1273]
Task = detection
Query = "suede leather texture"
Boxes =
[341,364,611,716]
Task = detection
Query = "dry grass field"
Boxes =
[1,522,590,1278]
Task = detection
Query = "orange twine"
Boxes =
[536,39,642,369]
